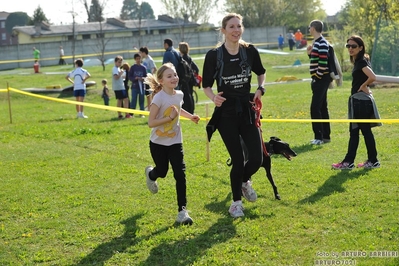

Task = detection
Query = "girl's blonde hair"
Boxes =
[217,13,249,48]
[144,62,175,95]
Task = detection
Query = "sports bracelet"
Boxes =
[257,86,265,96]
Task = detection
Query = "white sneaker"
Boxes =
[229,201,244,218]
[241,180,257,202]
[145,166,158,194]
[310,139,324,145]
[77,113,88,119]
[176,207,193,225]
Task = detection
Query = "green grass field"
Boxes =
[0,50,398,266]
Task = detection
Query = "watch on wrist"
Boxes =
[257,86,265,96]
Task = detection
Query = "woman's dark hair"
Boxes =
[347,35,366,63]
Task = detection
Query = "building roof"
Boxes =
[0,11,10,20]
[13,15,199,37]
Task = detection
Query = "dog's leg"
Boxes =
[263,155,281,200]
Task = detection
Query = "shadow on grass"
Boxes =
[298,169,370,204]
[75,213,169,266]
[290,143,323,155]
[138,194,237,266]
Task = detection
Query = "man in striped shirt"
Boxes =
[307,20,331,145]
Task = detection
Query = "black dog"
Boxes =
[227,136,297,200]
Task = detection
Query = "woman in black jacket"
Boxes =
[202,13,266,218]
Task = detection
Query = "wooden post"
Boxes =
[206,103,209,161]
[7,82,12,124]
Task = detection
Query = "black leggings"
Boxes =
[148,141,187,212]
[217,116,263,201]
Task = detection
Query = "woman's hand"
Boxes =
[213,91,226,107]
[253,89,263,101]
[358,85,371,94]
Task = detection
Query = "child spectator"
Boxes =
[66,58,91,118]
[144,62,200,225]
[128,53,147,118]
[112,56,131,119]
[139,46,157,109]
[101,79,110,106]
[121,63,131,108]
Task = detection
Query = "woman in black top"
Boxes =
[179,42,199,114]
[202,13,266,218]
[332,35,380,170]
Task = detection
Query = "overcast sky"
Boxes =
[1,0,347,26]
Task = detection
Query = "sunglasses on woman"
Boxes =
[345,44,359,49]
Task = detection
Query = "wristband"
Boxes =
[257,86,265,96]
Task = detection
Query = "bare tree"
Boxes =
[160,0,218,24]
[80,0,110,71]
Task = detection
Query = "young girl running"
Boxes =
[144,63,200,225]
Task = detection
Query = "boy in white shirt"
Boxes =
[66,59,91,118]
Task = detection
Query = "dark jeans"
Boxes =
[148,141,187,212]
[288,39,295,50]
[103,96,109,106]
[131,87,144,111]
[343,99,378,163]
[217,116,263,202]
[310,77,331,140]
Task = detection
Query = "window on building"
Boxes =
[132,30,140,37]
[82,34,91,39]
[158,29,166,34]
[2,33,6,40]
[96,33,104,38]
[68,35,74,41]
[1,21,5,28]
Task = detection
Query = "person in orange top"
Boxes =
[294,29,303,49]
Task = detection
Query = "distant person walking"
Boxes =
[59,46,66,65]
[278,34,284,50]
[66,59,91,118]
[294,29,303,49]
[33,47,40,61]
[286,31,295,51]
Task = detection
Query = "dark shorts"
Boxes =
[114,90,127,100]
[74,89,86,97]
